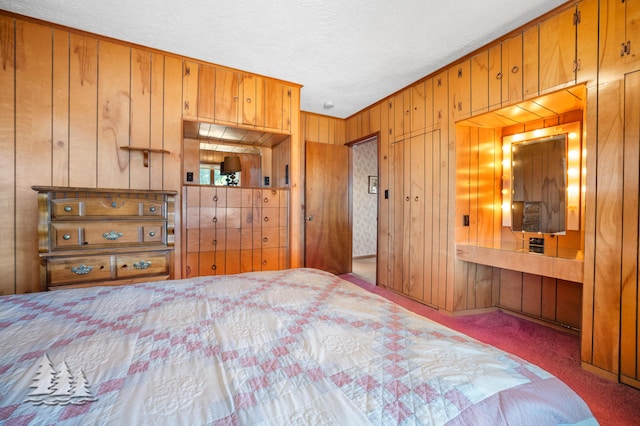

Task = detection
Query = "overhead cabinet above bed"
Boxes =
[32,186,177,291]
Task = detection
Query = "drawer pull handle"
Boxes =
[103,231,123,240]
[211,264,217,270]
[71,265,93,275]
[133,260,151,269]
[63,234,71,240]
[149,231,156,237]
[149,206,156,213]
[64,206,72,212]
[264,216,269,222]
[264,198,269,203]
[212,217,218,223]
[111,201,118,208]
[212,239,217,245]
[511,65,519,74]
[213,195,218,202]
[263,237,268,243]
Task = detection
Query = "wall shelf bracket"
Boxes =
[120,146,170,167]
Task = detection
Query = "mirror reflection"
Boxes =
[183,121,290,188]
[511,134,567,234]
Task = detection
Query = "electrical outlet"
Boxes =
[463,214,470,226]
[186,172,194,182]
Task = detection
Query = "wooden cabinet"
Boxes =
[449,61,470,120]
[600,0,640,75]
[197,67,293,133]
[501,34,523,105]
[539,4,580,92]
[183,61,199,117]
[32,186,176,290]
[184,186,288,277]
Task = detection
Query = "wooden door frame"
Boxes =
[346,132,380,282]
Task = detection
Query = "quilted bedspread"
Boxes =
[0,268,596,425]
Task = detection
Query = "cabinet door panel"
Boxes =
[183,62,199,117]
[214,68,239,124]
[523,25,539,99]
[471,50,489,113]
[411,81,426,133]
[504,34,523,105]
[539,5,577,92]
[449,61,470,120]
[264,80,285,131]
[488,45,502,109]
[240,73,258,126]
[198,65,215,119]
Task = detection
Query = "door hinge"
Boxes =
[287,88,291,97]
[573,10,581,25]
[184,65,191,77]
[184,100,190,111]
[621,41,631,57]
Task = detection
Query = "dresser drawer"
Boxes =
[116,251,170,279]
[51,222,165,250]
[52,198,165,218]
[47,255,113,285]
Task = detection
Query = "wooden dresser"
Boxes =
[32,186,176,290]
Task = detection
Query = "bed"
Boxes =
[0,268,596,425]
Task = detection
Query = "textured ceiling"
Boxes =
[1,0,567,118]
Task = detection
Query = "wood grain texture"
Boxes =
[539,5,577,92]
[69,33,98,187]
[0,15,15,295]
[621,71,640,382]
[304,142,350,274]
[97,41,130,189]
[15,21,52,293]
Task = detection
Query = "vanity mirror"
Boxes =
[502,121,582,234]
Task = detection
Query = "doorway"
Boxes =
[351,136,378,284]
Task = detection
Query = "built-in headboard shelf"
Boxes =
[120,146,170,167]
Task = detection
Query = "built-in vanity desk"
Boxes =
[456,241,584,283]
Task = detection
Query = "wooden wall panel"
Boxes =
[68,34,98,187]
[149,52,166,190]
[129,48,152,189]
[621,71,640,384]
[592,80,624,373]
[97,41,130,189]
[52,29,69,187]
[0,15,15,295]
[15,21,52,293]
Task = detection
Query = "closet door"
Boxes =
[407,134,425,301]
[390,139,404,292]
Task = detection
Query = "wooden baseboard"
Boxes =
[581,362,618,382]
[620,375,640,390]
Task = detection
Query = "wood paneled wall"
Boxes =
[0,17,183,294]
[343,0,640,384]
[0,13,301,295]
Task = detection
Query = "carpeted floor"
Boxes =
[339,273,640,426]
